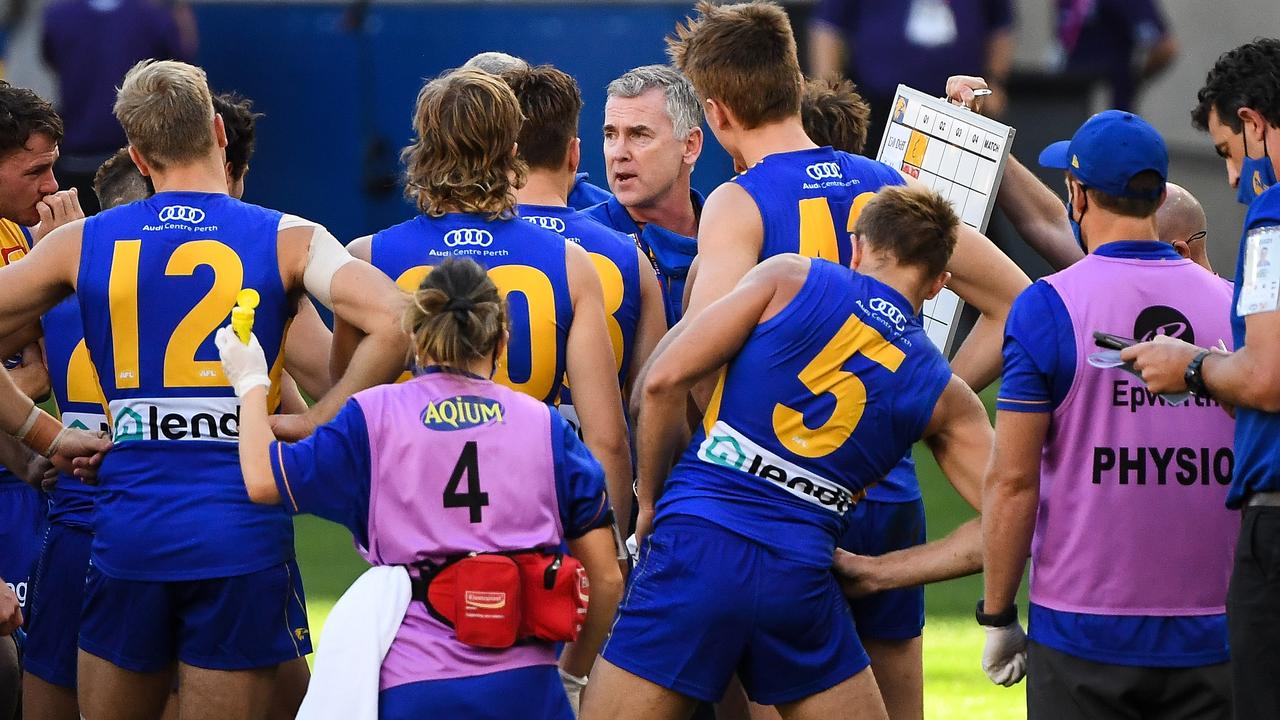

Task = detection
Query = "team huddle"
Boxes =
[0,1,1278,719]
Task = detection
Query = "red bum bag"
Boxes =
[409,551,589,649]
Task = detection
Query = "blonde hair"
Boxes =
[404,258,508,369]
[402,69,528,220]
[113,60,216,171]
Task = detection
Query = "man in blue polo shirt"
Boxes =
[1125,38,1280,718]
[983,111,1236,719]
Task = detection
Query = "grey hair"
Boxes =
[606,64,703,139]
[462,51,529,75]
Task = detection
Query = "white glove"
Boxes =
[559,667,587,717]
[982,622,1028,687]
[214,325,271,398]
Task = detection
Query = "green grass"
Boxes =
[914,387,1026,717]
[292,386,1025,718]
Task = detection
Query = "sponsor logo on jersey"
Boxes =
[868,297,908,332]
[109,397,240,443]
[62,411,110,436]
[422,395,504,431]
[444,228,494,248]
[697,420,856,514]
[1133,305,1194,344]
[4,580,26,608]
[158,205,206,225]
[523,215,567,234]
[805,162,842,181]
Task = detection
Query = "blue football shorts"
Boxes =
[78,559,312,673]
[603,516,869,705]
[24,522,93,688]
[839,498,927,640]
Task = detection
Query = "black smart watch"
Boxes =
[975,599,1017,627]
[1184,350,1212,398]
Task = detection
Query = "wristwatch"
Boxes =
[1184,350,1212,398]
[975,599,1017,627]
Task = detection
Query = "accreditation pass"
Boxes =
[1238,224,1280,316]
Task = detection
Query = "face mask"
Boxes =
[1067,187,1086,253]
[1237,127,1277,206]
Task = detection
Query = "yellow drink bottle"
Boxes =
[232,289,260,344]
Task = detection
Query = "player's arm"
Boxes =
[900,172,1028,389]
[276,373,309,415]
[0,222,79,340]
[635,255,807,543]
[275,224,407,440]
[833,375,992,595]
[624,248,668,406]
[564,243,634,535]
[945,74,1083,271]
[282,296,334,401]
[996,156,1082,270]
[946,225,1030,391]
[683,182,764,321]
[328,234,375,383]
[682,182,765,410]
[0,223,109,474]
[9,343,50,402]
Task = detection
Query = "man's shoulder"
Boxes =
[1246,184,1280,229]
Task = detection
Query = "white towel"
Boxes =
[297,565,412,720]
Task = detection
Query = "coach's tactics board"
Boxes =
[875,84,1016,356]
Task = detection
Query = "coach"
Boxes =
[1125,38,1280,719]
[584,65,704,326]
[982,111,1238,719]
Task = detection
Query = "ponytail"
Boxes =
[403,258,507,370]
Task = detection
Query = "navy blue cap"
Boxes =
[1039,110,1168,199]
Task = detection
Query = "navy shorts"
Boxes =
[24,523,92,688]
[380,665,572,720]
[603,516,869,706]
[78,560,312,673]
[839,498,927,640]
[0,482,47,616]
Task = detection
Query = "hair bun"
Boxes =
[443,297,476,313]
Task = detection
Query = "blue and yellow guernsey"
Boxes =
[733,146,904,266]
[656,259,953,567]
[736,146,929,504]
[42,296,107,529]
[78,192,292,581]
[370,213,574,405]
[518,203,641,393]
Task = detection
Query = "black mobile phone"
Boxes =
[1093,331,1138,351]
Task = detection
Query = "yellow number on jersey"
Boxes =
[772,314,906,458]
[395,263,561,401]
[106,239,253,390]
[586,252,625,373]
[65,339,106,406]
[797,192,879,263]
[165,241,243,387]
[489,264,558,400]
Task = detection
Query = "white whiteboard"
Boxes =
[875,84,1015,356]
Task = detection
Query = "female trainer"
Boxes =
[217,257,623,719]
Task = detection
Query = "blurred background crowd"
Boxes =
[0,0,1264,277]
